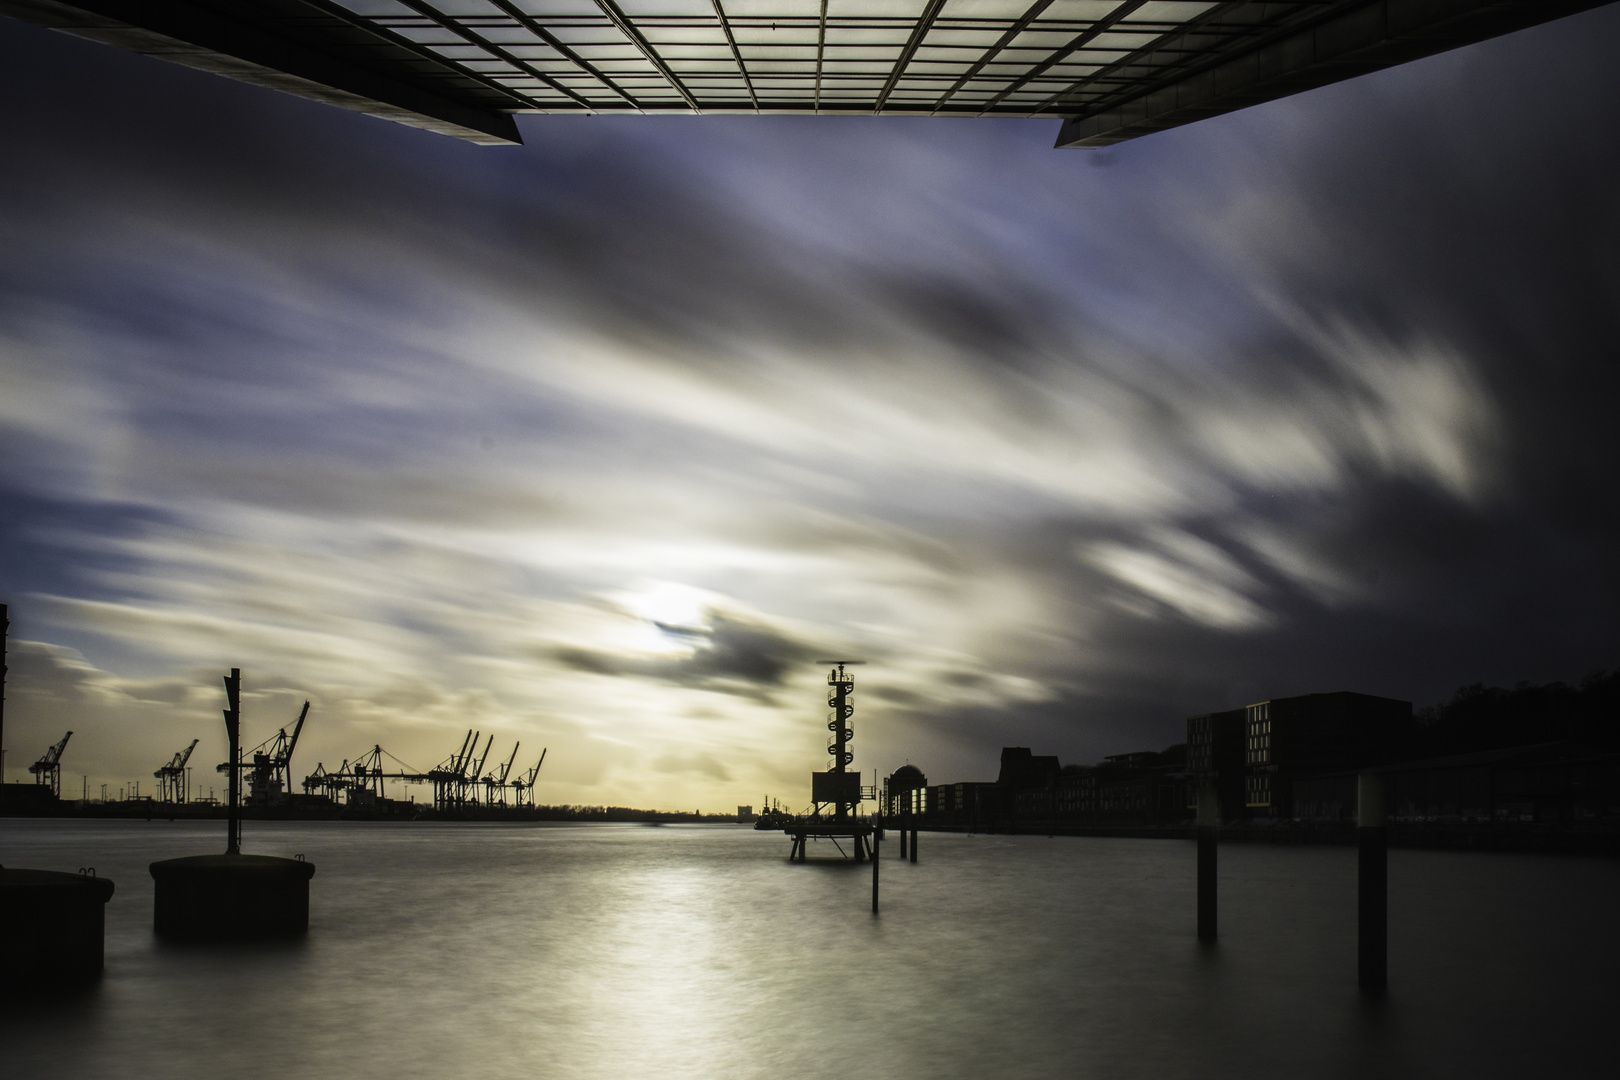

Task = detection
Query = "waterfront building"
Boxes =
[884,765,928,819]
[996,746,1190,828]
[1186,709,1245,819]
[1244,692,1411,818]
[1294,742,1620,827]
[997,747,1061,788]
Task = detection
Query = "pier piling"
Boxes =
[1358,772,1388,992]
[1197,786,1218,941]
[0,867,116,989]
[872,825,880,913]
[909,829,918,863]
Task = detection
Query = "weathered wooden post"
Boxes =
[1358,772,1387,992]
[1197,786,1218,941]
[909,829,918,863]
[899,826,908,859]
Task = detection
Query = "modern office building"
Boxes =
[1186,707,1245,818]
[1243,691,1411,817]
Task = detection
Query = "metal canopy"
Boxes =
[2,1,1612,146]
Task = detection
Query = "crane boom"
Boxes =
[284,700,310,765]
[38,731,72,765]
[29,731,73,796]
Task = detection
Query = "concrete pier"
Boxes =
[150,854,315,939]
[0,866,115,988]
[1358,772,1388,992]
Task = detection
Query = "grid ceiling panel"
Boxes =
[7,0,1604,145]
[308,0,1357,116]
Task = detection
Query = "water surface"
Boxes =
[2,820,1613,1078]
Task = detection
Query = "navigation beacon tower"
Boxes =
[779,660,875,862]
[812,660,864,821]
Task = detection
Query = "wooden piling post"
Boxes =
[871,825,880,913]
[909,829,918,863]
[1197,786,1218,941]
[1358,772,1387,992]
[899,827,908,859]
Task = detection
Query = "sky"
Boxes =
[2,8,1619,811]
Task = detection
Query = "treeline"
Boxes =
[1408,669,1620,757]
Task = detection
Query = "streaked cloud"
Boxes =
[2,9,1619,804]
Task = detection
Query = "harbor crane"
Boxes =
[28,731,72,797]
[428,729,489,809]
[303,745,429,805]
[303,734,536,810]
[246,700,310,805]
[154,738,200,803]
[482,742,520,806]
[512,749,547,808]
[466,733,494,804]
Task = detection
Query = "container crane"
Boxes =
[512,749,547,808]
[482,742,519,806]
[466,733,494,805]
[154,738,200,803]
[28,731,72,797]
[429,730,490,810]
[246,701,310,805]
[310,744,431,806]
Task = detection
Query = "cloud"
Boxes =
[1084,532,1270,631]
[651,753,732,783]
[552,612,813,699]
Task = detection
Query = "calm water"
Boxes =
[2,819,1615,1079]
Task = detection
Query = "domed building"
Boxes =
[885,765,928,818]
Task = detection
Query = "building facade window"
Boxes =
[1246,702,1271,766]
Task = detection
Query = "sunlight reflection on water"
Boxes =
[2,820,1614,1079]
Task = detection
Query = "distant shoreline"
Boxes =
[0,798,751,827]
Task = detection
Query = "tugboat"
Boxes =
[753,797,794,831]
